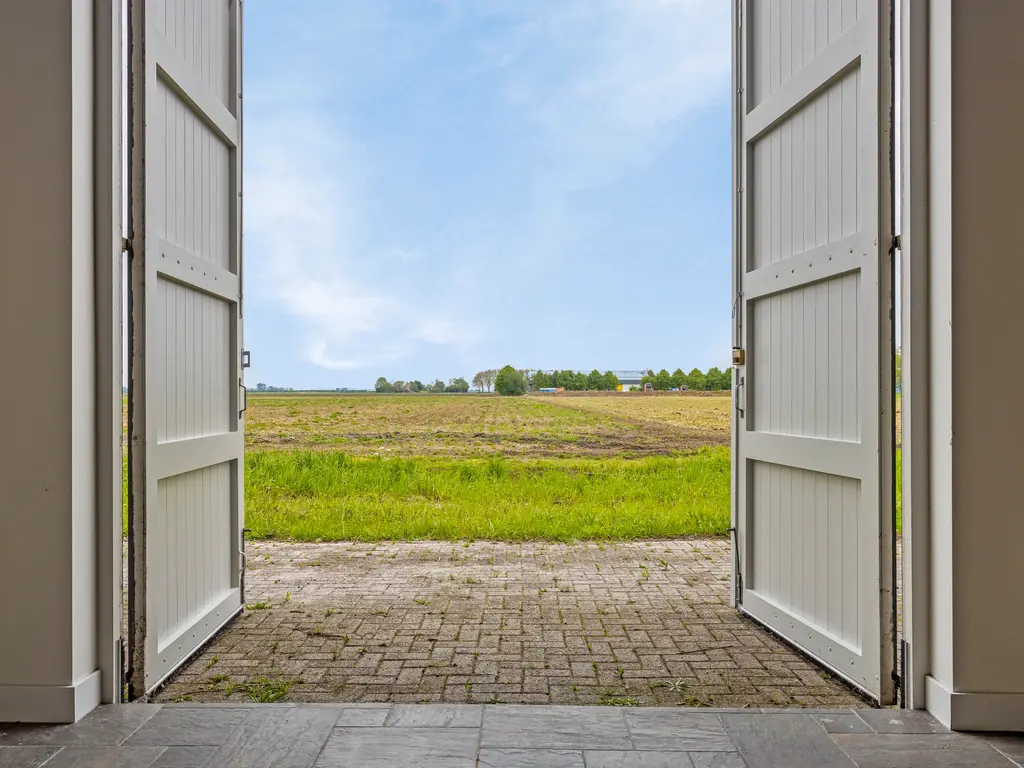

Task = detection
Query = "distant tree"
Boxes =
[533,371,552,390]
[407,380,424,393]
[392,380,407,393]
[628,385,641,392]
[587,369,605,391]
[375,377,394,393]
[431,379,445,393]
[706,367,725,391]
[670,368,686,389]
[480,369,498,392]
[687,368,706,391]
[472,371,487,392]
[445,377,470,393]
[603,371,620,391]
[495,365,526,396]
[653,369,672,390]
[256,382,267,392]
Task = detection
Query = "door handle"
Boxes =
[239,378,247,419]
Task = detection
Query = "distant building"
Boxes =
[613,371,645,391]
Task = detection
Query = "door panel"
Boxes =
[129,0,244,698]
[733,0,894,703]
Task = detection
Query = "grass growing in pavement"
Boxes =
[243,447,731,541]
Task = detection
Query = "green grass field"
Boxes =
[121,392,901,541]
[244,448,730,541]
[124,393,733,540]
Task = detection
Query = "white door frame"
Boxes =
[898,0,930,712]
[95,0,125,706]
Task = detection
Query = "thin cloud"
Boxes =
[247,110,481,372]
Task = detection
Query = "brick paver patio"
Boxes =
[155,539,867,708]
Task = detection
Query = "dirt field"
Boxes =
[243,392,732,459]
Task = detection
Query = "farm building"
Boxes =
[613,370,645,391]
[1,0,1023,746]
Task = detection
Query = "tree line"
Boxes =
[375,377,469,393]
[640,368,732,392]
[373,366,733,396]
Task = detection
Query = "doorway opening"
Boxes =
[119,0,898,712]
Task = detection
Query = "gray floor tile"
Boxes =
[584,752,695,767]
[0,746,63,767]
[149,747,216,767]
[815,713,874,734]
[336,708,389,727]
[983,735,1024,766]
[721,714,855,768]
[314,727,479,767]
[688,755,747,768]
[385,705,482,728]
[624,711,733,752]
[481,706,631,751]
[39,746,167,767]
[0,706,161,747]
[832,734,1017,767]
[124,708,249,747]
[479,749,586,768]
[855,709,949,734]
[206,707,340,767]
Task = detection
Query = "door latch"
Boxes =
[241,350,251,369]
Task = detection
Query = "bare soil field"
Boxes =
[242,393,732,459]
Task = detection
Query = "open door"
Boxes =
[732,0,895,703]
[128,0,245,699]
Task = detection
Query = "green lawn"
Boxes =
[244,448,730,541]
[123,445,901,540]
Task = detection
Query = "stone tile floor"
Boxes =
[1,703,1021,767]
[156,540,868,708]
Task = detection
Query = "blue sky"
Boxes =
[243,0,733,390]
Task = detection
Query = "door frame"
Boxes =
[898,0,931,712]
[95,0,125,706]
[90,0,931,712]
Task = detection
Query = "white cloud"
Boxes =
[247,110,482,372]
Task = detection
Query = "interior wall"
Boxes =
[0,0,101,722]
[947,0,1024,695]
[923,0,1024,730]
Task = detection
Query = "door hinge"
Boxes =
[892,234,902,252]
[121,236,131,253]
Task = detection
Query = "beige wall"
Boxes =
[948,1,1024,693]
[923,0,1024,730]
[0,0,101,721]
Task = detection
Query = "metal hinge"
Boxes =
[892,234,902,252]
[121,236,131,253]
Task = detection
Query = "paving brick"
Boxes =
[154,540,867,709]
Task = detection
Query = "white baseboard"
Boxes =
[0,670,102,723]
[926,675,1024,732]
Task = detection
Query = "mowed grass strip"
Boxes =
[244,447,730,541]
